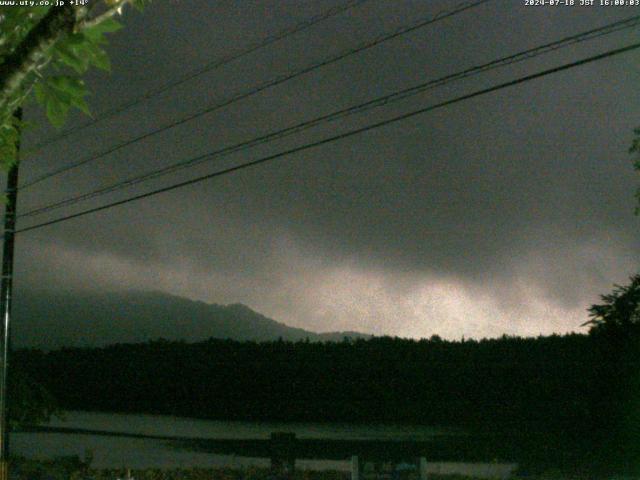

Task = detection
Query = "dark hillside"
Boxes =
[12,290,371,349]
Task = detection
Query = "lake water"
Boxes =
[11,411,517,477]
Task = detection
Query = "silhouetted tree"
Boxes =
[581,274,640,465]
[583,274,640,335]
[8,367,59,427]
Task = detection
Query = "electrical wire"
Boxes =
[15,40,640,235]
[18,14,640,219]
[19,0,491,190]
[27,0,373,154]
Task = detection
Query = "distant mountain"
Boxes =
[11,290,371,349]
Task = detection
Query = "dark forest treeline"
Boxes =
[14,331,640,442]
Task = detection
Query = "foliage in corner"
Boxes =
[0,0,150,169]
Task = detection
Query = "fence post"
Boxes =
[351,455,360,480]
[419,457,428,480]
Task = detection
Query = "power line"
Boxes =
[27,0,373,154]
[15,41,640,235]
[20,0,491,190]
[18,14,640,219]
[22,0,488,186]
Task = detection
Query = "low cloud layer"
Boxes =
[13,0,640,342]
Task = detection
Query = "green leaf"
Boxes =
[45,95,69,128]
[42,76,91,120]
[70,96,91,116]
[56,35,111,73]
[89,46,111,71]
[0,121,19,169]
[54,42,89,74]
[47,75,86,98]
[34,82,47,105]
[82,18,123,43]
[131,0,152,12]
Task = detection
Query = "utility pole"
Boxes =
[0,108,22,480]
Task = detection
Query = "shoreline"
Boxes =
[10,460,518,480]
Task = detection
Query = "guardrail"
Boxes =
[20,426,525,478]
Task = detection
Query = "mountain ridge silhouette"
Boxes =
[12,289,371,349]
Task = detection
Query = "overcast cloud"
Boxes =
[12,0,640,341]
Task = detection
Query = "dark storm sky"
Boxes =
[13,0,640,339]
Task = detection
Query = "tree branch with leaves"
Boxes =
[0,0,150,169]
